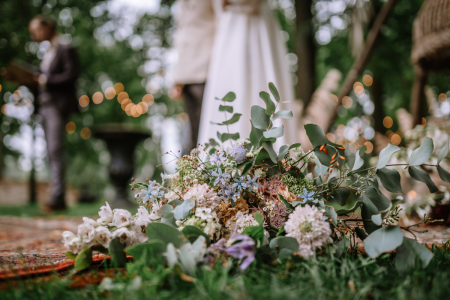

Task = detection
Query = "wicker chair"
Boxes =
[410,0,450,125]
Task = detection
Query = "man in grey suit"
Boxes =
[29,15,79,212]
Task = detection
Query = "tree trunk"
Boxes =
[371,74,384,134]
[295,0,315,107]
[410,65,427,126]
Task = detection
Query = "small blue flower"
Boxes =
[229,145,247,164]
[212,168,230,186]
[232,176,248,191]
[246,175,259,191]
[224,187,240,203]
[210,152,227,166]
[298,188,317,203]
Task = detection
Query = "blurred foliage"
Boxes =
[0,0,184,200]
[1,0,450,201]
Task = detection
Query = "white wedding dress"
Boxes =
[198,0,297,149]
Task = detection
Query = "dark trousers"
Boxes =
[40,105,67,207]
[183,83,205,147]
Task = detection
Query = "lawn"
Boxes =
[2,243,450,300]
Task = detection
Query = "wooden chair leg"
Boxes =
[410,65,427,127]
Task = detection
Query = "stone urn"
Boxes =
[94,125,150,207]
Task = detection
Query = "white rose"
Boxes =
[63,234,85,255]
[114,227,136,246]
[94,226,113,248]
[78,217,97,244]
[131,222,149,243]
[111,209,132,228]
[135,206,152,227]
[97,202,113,225]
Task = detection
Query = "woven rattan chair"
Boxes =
[410,0,450,125]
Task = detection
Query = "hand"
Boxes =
[169,84,184,100]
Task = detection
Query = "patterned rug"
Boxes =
[0,216,82,273]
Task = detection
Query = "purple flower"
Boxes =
[216,234,255,270]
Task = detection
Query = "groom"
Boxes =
[170,0,216,148]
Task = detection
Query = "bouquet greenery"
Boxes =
[63,83,449,275]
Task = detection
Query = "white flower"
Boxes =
[97,202,113,225]
[227,211,259,233]
[184,183,222,210]
[94,226,113,248]
[131,222,149,243]
[284,204,331,258]
[111,209,132,228]
[63,231,85,254]
[195,207,212,220]
[165,191,180,202]
[114,227,136,246]
[135,206,152,226]
[78,217,97,244]
[149,201,162,220]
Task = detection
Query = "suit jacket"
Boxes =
[172,0,216,84]
[39,44,79,116]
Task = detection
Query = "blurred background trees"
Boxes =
[1,0,449,204]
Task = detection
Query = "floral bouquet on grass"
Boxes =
[63,83,449,275]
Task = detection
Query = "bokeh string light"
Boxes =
[80,127,91,140]
[66,121,76,134]
[92,92,103,104]
[79,95,89,107]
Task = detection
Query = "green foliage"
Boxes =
[146,222,185,248]
[181,225,211,246]
[408,166,438,193]
[65,251,77,260]
[396,238,434,274]
[174,199,195,220]
[259,91,276,115]
[377,167,404,193]
[125,241,166,263]
[242,213,264,246]
[268,82,280,102]
[109,237,127,268]
[352,145,367,171]
[409,137,433,166]
[377,144,401,169]
[364,226,404,259]
[74,247,93,271]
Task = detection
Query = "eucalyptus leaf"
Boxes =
[408,166,438,193]
[371,214,382,226]
[395,238,434,274]
[361,187,391,211]
[125,240,166,262]
[278,194,294,210]
[304,124,340,166]
[355,227,368,240]
[327,187,350,206]
[437,165,450,183]
[109,237,127,268]
[277,145,289,161]
[157,204,174,219]
[376,144,401,169]
[250,121,263,147]
[409,137,433,166]
[361,196,381,234]
[74,248,92,271]
[336,201,362,216]
[263,126,284,139]
[219,105,233,113]
[269,236,299,252]
[289,143,301,150]
[325,206,338,226]
[263,142,278,163]
[279,248,294,259]
[221,113,242,125]
[271,110,293,121]
[254,213,263,226]
[437,138,449,165]
[364,226,403,259]
[182,225,211,246]
[314,157,328,178]
[147,223,186,248]
[377,167,404,193]
[174,199,195,220]
[268,82,280,102]
[352,145,367,171]
[251,105,271,130]
[259,91,276,115]
[222,91,236,102]
[221,132,240,142]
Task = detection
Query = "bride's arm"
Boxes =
[223,0,264,14]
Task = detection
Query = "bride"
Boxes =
[198,0,297,147]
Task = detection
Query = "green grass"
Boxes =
[3,244,450,300]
